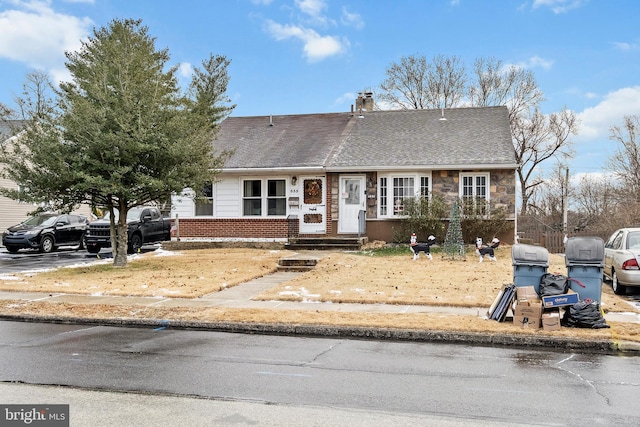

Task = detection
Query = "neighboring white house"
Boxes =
[0,120,93,237]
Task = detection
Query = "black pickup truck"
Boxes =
[85,206,171,254]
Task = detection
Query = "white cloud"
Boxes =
[265,20,346,62]
[178,62,192,78]
[613,41,640,51]
[295,0,326,18]
[532,0,587,14]
[341,7,364,30]
[0,0,93,80]
[513,55,554,71]
[578,86,640,140]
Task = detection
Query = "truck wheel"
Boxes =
[128,234,143,254]
[39,235,56,253]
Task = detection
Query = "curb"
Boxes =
[2,314,639,355]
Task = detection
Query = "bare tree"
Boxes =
[378,54,577,214]
[606,115,640,198]
[13,70,56,120]
[572,173,622,231]
[528,163,569,219]
[425,55,466,108]
[468,57,544,123]
[378,54,466,109]
[513,108,578,214]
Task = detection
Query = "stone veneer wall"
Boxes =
[431,169,516,219]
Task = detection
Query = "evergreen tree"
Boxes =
[0,19,234,266]
[442,200,466,260]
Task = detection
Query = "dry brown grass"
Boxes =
[0,246,638,344]
[0,248,289,298]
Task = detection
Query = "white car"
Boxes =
[603,227,640,295]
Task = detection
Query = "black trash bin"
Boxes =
[565,237,605,303]
[512,244,549,294]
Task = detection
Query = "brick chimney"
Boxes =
[355,92,374,112]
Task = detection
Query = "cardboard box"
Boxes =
[514,301,542,318]
[516,285,539,301]
[542,289,579,308]
[513,298,542,328]
[542,310,562,331]
[513,314,540,328]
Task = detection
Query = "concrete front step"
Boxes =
[285,237,366,251]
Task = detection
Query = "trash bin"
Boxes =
[512,244,549,294]
[565,237,605,303]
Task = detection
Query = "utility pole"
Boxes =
[563,167,569,242]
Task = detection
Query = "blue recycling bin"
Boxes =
[565,237,605,303]
[512,244,549,294]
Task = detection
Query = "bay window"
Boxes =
[379,173,431,217]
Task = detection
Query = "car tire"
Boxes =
[39,235,56,253]
[86,246,101,254]
[76,233,86,251]
[612,271,627,295]
[5,246,19,254]
[128,234,143,254]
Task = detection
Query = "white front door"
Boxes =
[338,175,366,233]
[299,176,326,234]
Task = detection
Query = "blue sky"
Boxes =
[1,0,639,177]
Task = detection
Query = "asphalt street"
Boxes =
[1,321,640,426]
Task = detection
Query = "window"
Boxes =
[460,172,489,215]
[379,177,388,216]
[243,178,287,216]
[195,183,214,216]
[393,177,414,214]
[378,174,431,217]
[267,179,286,215]
[420,176,429,198]
[243,180,262,216]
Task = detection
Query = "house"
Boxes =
[170,94,517,244]
[0,120,93,236]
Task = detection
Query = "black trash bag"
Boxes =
[539,273,569,297]
[562,300,610,329]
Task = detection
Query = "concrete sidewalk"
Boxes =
[1,268,640,354]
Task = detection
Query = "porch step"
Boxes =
[277,255,320,272]
[284,237,366,251]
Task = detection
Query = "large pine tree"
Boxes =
[0,19,234,266]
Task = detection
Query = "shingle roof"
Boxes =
[213,106,516,172]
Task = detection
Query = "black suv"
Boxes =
[2,213,88,253]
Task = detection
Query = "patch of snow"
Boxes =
[153,248,180,257]
[329,290,341,294]
[0,274,22,281]
[278,291,300,296]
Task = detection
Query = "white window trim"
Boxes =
[459,172,491,217]
[458,172,490,201]
[378,172,432,218]
[240,176,288,218]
